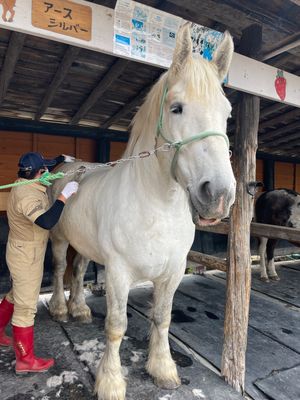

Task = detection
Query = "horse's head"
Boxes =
[158,23,236,226]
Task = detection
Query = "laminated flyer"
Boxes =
[114,0,224,67]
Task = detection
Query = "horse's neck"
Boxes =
[128,136,187,210]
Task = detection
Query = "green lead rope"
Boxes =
[0,171,65,190]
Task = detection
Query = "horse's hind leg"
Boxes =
[68,254,92,323]
[8,9,15,22]
[95,266,130,400]
[49,239,69,321]
[266,239,280,281]
[147,270,184,390]
[258,237,269,282]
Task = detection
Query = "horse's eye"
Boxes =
[171,103,183,114]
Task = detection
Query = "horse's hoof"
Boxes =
[75,314,92,324]
[52,313,69,323]
[154,377,181,390]
[269,275,280,281]
[259,276,269,282]
[68,304,92,324]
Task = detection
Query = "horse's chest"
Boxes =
[289,203,300,228]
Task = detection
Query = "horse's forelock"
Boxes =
[124,56,222,157]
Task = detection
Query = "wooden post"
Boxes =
[221,24,262,393]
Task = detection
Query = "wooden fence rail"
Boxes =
[196,220,300,243]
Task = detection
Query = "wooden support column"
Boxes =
[221,24,262,393]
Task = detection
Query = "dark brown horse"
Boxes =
[255,188,300,281]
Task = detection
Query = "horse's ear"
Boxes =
[212,31,234,82]
[169,22,193,77]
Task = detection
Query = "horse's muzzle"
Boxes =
[188,180,236,225]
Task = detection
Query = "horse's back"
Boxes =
[49,161,109,202]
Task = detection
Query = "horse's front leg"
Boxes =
[95,266,130,400]
[147,267,185,390]
[49,239,69,321]
[68,253,92,323]
[266,239,280,281]
[258,237,269,282]
[8,9,15,22]
[2,10,7,22]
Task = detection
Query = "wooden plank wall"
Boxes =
[110,141,127,161]
[296,165,300,193]
[275,162,296,190]
[0,131,97,210]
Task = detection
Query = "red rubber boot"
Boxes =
[0,298,14,346]
[13,325,54,373]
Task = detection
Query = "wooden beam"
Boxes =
[260,32,300,61]
[260,123,300,148]
[221,24,261,394]
[100,85,151,129]
[257,151,300,164]
[188,250,227,272]
[260,103,289,119]
[259,109,300,131]
[71,58,129,125]
[0,31,26,104]
[197,221,300,242]
[35,46,81,121]
[167,0,298,34]
[0,116,129,141]
[259,120,300,143]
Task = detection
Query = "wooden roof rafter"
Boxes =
[259,120,300,144]
[100,84,151,129]
[259,108,300,131]
[0,31,26,104]
[264,128,300,149]
[35,45,81,121]
[166,0,299,35]
[71,58,129,125]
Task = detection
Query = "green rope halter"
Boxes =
[156,85,230,179]
[0,171,65,190]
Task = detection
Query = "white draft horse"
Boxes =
[48,23,236,400]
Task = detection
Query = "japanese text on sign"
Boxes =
[32,0,92,41]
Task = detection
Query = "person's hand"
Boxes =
[62,154,76,163]
[61,181,79,200]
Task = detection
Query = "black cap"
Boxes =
[18,152,56,171]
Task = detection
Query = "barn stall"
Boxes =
[0,0,299,399]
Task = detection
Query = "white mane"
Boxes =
[124,54,223,158]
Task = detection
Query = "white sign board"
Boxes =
[228,53,299,107]
[0,0,298,107]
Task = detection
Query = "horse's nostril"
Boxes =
[199,181,212,202]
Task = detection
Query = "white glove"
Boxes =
[61,181,79,199]
[63,154,76,163]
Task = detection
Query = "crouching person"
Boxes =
[0,152,78,373]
